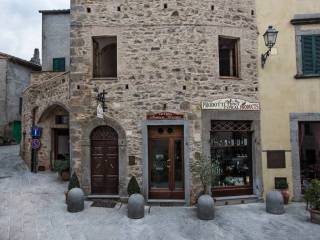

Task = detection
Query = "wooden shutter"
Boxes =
[302,35,320,75]
[315,35,320,74]
[53,58,66,72]
[302,35,314,75]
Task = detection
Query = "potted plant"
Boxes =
[53,159,70,181]
[304,179,320,224]
[127,176,141,196]
[275,178,290,204]
[191,154,216,220]
[66,172,81,202]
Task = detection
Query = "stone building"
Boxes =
[0,51,41,144]
[69,0,260,205]
[21,10,70,171]
[257,0,320,201]
[22,1,260,205]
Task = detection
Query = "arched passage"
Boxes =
[36,103,70,173]
[91,126,119,195]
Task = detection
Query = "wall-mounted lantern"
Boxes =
[261,26,278,68]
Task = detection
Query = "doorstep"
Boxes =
[87,195,120,200]
[147,199,186,207]
[214,195,262,206]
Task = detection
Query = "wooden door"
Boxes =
[148,126,184,199]
[91,126,119,195]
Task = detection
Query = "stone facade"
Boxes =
[69,0,259,203]
[21,72,70,169]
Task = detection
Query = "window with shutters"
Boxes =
[300,35,320,76]
[53,58,66,72]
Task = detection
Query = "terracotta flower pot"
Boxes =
[61,171,70,181]
[280,189,290,205]
[310,209,320,224]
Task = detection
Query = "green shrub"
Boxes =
[127,176,141,196]
[304,179,320,210]
[53,160,69,174]
[68,172,80,191]
[275,178,289,190]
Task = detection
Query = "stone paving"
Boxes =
[0,145,319,240]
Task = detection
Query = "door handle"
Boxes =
[167,159,171,168]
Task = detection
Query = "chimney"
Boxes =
[30,48,40,65]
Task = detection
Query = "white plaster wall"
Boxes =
[42,13,70,71]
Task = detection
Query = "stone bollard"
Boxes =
[128,194,145,219]
[266,191,285,215]
[197,195,215,220]
[67,188,85,213]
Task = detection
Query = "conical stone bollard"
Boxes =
[197,194,215,220]
[266,191,285,215]
[67,188,85,213]
[128,194,145,219]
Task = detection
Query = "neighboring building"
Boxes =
[68,0,260,205]
[22,1,261,205]
[21,10,70,171]
[0,51,41,144]
[40,9,70,72]
[256,1,320,200]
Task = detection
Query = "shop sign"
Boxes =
[97,103,104,119]
[31,139,41,150]
[202,98,260,111]
[147,112,184,120]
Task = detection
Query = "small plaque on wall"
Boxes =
[267,151,286,169]
[129,156,136,166]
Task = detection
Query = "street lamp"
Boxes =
[261,26,278,68]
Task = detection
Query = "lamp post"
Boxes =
[261,26,278,68]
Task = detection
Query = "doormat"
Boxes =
[91,200,117,208]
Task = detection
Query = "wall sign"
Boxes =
[202,98,260,111]
[30,126,42,138]
[31,139,41,150]
[147,112,184,120]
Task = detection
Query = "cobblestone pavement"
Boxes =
[0,145,319,240]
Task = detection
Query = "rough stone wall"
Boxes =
[70,0,259,201]
[21,72,70,168]
[30,72,62,85]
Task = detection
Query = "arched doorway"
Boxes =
[91,126,119,195]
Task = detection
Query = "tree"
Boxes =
[68,172,80,191]
[127,176,141,196]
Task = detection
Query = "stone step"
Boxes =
[214,195,262,206]
[147,199,186,207]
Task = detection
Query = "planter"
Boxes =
[280,189,290,205]
[61,171,70,181]
[310,209,320,224]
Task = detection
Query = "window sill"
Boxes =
[294,74,320,79]
[92,77,118,81]
[219,76,242,80]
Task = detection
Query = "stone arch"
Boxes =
[33,102,70,172]
[80,117,127,196]
[37,102,70,124]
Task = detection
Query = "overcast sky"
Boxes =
[0,0,70,61]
